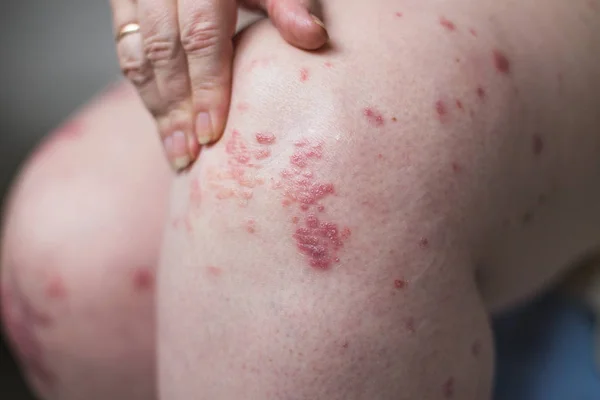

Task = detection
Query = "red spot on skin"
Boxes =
[451,162,462,173]
[455,99,463,110]
[342,341,349,348]
[206,266,223,277]
[419,237,429,248]
[246,218,256,234]
[443,377,455,398]
[324,62,333,68]
[254,148,271,160]
[45,276,67,300]
[471,340,481,356]
[532,134,544,155]
[395,11,403,17]
[469,28,477,37]
[236,102,250,112]
[476,86,486,100]
[274,139,349,269]
[405,317,416,333]
[439,17,456,31]
[394,279,407,289]
[293,215,346,269]
[363,107,385,127]
[133,267,154,292]
[493,50,511,74]
[299,68,310,82]
[209,130,266,206]
[435,100,447,118]
[256,132,276,145]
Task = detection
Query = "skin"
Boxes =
[110,2,328,170]
[1,0,600,399]
[1,83,170,400]
[158,0,600,399]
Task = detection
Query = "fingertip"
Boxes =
[269,3,329,50]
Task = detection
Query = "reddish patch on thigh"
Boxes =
[492,50,511,74]
[439,17,457,31]
[299,68,310,82]
[274,139,352,269]
[132,267,155,292]
[45,275,67,300]
[363,107,386,127]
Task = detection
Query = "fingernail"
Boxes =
[164,131,192,171]
[195,112,213,145]
[310,14,327,30]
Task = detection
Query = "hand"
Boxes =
[110,0,328,171]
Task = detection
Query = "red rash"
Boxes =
[45,276,67,300]
[132,267,154,292]
[443,377,455,398]
[256,132,276,145]
[299,68,310,82]
[455,99,463,110]
[419,237,429,248]
[394,279,407,289]
[277,139,351,269]
[451,162,462,173]
[395,12,403,17]
[363,107,385,127]
[469,28,477,37]
[208,130,267,206]
[493,50,511,74]
[439,17,456,31]
[246,218,257,234]
[405,317,416,333]
[435,100,447,117]
[324,62,333,68]
[476,86,486,100]
[206,266,223,277]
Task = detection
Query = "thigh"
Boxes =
[158,13,496,400]
[1,83,170,400]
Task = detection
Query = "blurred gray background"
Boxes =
[1,1,121,398]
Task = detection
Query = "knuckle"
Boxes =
[143,32,180,67]
[120,60,153,86]
[180,21,220,56]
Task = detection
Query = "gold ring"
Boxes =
[116,23,141,41]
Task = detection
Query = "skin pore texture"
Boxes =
[1,0,599,399]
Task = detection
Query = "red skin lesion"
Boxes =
[363,107,385,127]
[206,266,223,277]
[299,68,310,82]
[476,86,486,100]
[132,267,155,292]
[45,275,67,300]
[492,49,511,74]
[395,11,403,17]
[394,279,407,289]
[439,17,457,31]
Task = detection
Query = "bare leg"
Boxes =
[1,83,170,400]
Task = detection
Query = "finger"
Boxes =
[247,0,328,50]
[178,0,238,145]
[110,0,163,115]
[137,0,199,170]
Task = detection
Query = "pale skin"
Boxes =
[2,0,600,399]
